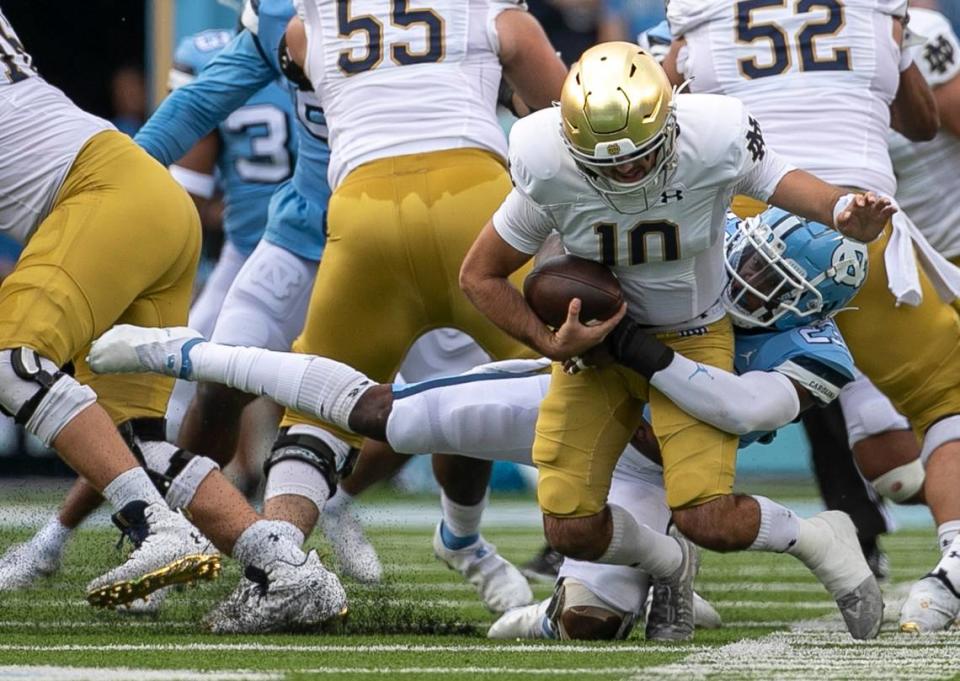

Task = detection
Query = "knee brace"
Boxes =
[0,348,97,446]
[546,578,635,641]
[263,429,356,510]
[921,415,960,466]
[118,418,219,509]
[870,458,925,503]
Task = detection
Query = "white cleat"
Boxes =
[0,541,62,591]
[432,524,533,613]
[321,506,383,584]
[88,325,205,379]
[900,571,960,633]
[801,511,883,640]
[693,591,723,629]
[203,550,348,634]
[488,599,553,639]
[86,501,220,608]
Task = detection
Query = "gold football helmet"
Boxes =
[560,42,678,211]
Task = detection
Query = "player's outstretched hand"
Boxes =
[547,298,626,362]
[835,192,897,243]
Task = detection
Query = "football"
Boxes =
[523,254,624,328]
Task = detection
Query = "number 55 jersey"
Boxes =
[668,0,904,197]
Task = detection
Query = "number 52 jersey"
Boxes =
[492,95,794,329]
[668,0,905,197]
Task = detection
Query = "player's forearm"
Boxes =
[767,169,843,231]
[460,272,556,358]
[649,356,801,435]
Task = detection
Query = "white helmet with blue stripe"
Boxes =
[722,208,869,330]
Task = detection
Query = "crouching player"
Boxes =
[89,207,869,637]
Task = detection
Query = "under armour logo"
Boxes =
[474,546,489,559]
[189,531,204,546]
[924,35,956,75]
[950,550,960,560]
[268,533,280,542]
[687,363,714,381]
[346,381,370,399]
[746,116,765,162]
[658,189,684,204]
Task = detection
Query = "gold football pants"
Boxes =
[282,148,534,447]
[732,195,960,436]
[533,318,738,516]
[0,130,201,425]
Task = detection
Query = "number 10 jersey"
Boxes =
[296,0,521,189]
[669,0,904,197]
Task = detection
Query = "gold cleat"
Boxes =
[900,622,920,634]
[86,553,221,609]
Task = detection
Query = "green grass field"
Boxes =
[0,505,958,681]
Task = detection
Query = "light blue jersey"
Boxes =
[135,0,330,261]
[173,28,297,256]
[735,319,855,446]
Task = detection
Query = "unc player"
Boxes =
[0,10,344,628]
[667,0,960,632]
[88,207,862,639]
[0,26,298,603]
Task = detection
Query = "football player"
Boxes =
[0,25,299,608]
[87,206,862,640]
[133,0,539,615]
[666,0,960,632]
[0,10,343,629]
[457,41,891,639]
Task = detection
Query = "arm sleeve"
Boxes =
[732,110,795,201]
[134,31,276,166]
[650,353,801,435]
[491,188,557,255]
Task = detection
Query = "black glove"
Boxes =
[605,317,675,379]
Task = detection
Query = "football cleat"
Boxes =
[899,570,960,633]
[645,530,700,641]
[520,544,564,584]
[0,540,62,591]
[117,585,172,615]
[320,505,383,584]
[86,500,220,608]
[800,511,883,640]
[87,325,205,379]
[432,524,533,613]
[202,550,348,634]
[645,590,722,630]
[487,599,554,639]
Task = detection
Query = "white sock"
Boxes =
[101,467,165,510]
[440,489,487,539]
[190,343,374,431]
[232,520,306,569]
[938,520,960,554]
[786,517,830,567]
[932,534,960,594]
[324,489,355,516]
[264,459,332,515]
[33,516,70,555]
[748,496,800,552]
[597,504,682,578]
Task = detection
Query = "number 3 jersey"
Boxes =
[668,0,905,197]
[171,28,297,256]
[0,10,113,243]
[492,96,793,328]
[295,0,522,188]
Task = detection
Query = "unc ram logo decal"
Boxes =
[830,241,868,289]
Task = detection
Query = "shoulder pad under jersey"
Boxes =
[507,108,578,206]
[674,93,751,187]
[666,0,726,36]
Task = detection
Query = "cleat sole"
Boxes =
[86,554,221,609]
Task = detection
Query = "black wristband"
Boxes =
[606,317,675,379]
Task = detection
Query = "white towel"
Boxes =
[883,204,960,306]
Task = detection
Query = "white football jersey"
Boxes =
[669,0,905,196]
[0,11,113,244]
[296,0,521,188]
[493,95,793,328]
[889,8,960,258]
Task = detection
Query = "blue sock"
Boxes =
[440,520,479,550]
